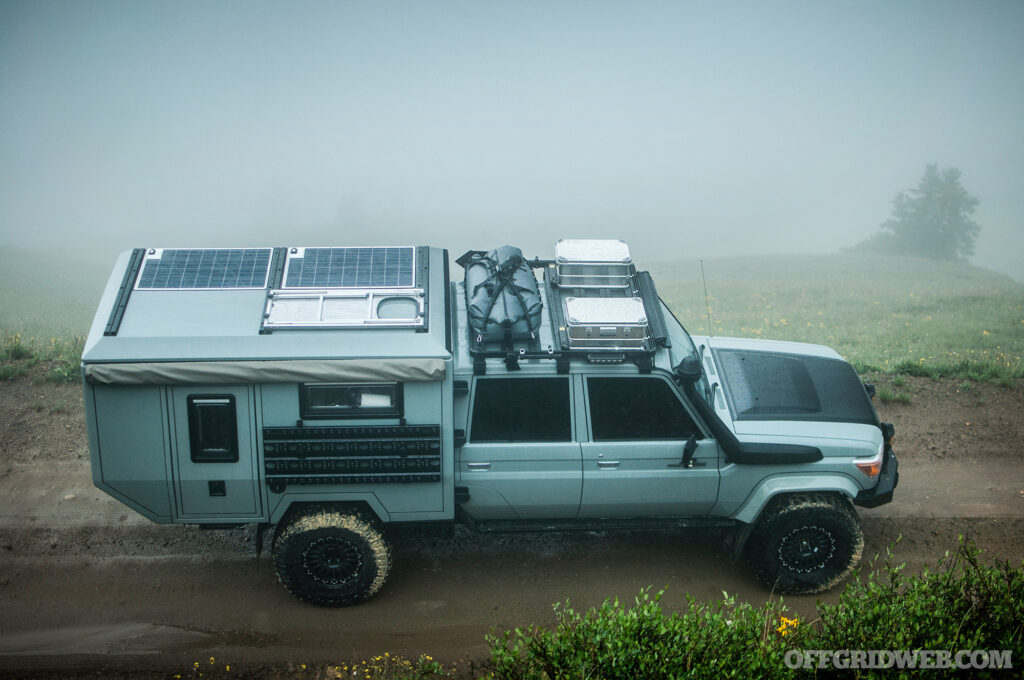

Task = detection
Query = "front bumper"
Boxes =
[854,445,899,508]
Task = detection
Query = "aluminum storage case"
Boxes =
[563,296,649,349]
[554,239,634,288]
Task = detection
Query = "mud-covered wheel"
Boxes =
[273,509,392,606]
[745,494,863,595]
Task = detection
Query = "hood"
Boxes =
[705,337,878,427]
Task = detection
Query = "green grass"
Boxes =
[877,387,912,404]
[0,332,85,384]
[651,253,1024,382]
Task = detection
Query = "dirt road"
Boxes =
[1,376,1022,675]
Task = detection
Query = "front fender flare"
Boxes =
[731,474,861,525]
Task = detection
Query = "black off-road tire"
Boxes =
[272,509,392,606]
[745,493,863,595]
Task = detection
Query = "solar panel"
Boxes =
[135,248,272,290]
[282,247,416,289]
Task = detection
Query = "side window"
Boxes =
[299,383,403,419]
[587,377,700,441]
[187,395,239,462]
[470,378,571,442]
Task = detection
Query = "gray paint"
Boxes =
[90,385,172,521]
[84,246,454,526]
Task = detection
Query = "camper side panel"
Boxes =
[88,384,173,522]
[260,380,453,524]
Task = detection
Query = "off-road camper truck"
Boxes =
[83,241,897,606]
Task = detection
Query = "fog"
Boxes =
[1,1,1022,279]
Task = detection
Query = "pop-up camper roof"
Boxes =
[82,246,450,385]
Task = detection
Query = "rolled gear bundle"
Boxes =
[463,246,543,344]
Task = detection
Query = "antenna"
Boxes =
[700,259,713,336]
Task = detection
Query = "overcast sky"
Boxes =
[1,0,1022,278]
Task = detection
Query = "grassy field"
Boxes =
[0,245,108,339]
[0,245,107,382]
[1,248,1022,383]
[651,253,1024,381]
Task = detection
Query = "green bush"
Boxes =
[815,539,1024,678]
[485,539,1022,679]
[487,588,809,680]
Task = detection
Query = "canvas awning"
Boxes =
[84,358,446,386]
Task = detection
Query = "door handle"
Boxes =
[467,462,491,470]
[596,460,620,468]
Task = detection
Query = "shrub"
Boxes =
[486,539,1023,679]
[487,588,809,680]
[815,538,1024,678]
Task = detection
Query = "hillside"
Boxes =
[649,253,1024,377]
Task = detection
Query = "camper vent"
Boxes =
[262,289,425,329]
[262,246,427,330]
[135,248,273,290]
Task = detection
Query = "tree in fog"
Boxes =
[854,164,980,260]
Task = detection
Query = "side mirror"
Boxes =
[673,355,702,384]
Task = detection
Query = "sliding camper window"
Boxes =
[187,395,239,463]
[299,383,403,420]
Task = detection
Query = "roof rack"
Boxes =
[467,240,670,375]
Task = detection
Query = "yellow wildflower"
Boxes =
[776,615,799,637]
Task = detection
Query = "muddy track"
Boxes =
[0,376,1022,675]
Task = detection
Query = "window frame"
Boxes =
[585,375,702,442]
[298,382,404,420]
[469,376,573,443]
[186,394,240,463]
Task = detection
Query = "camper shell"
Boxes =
[83,246,454,527]
[83,241,898,606]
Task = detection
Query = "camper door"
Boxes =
[171,386,261,519]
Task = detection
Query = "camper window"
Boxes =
[299,383,403,420]
[187,395,240,463]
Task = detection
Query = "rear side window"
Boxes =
[470,378,571,442]
[587,377,700,441]
[187,395,239,462]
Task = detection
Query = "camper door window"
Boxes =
[299,383,403,420]
[187,395,240,463]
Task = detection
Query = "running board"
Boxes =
[472,516,736,533]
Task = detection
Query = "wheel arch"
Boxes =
[270,495,389,527]
[731,474,861,526]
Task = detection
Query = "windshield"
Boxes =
[659,300,712,405]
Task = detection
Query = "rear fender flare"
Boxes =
[269,493,390,526]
